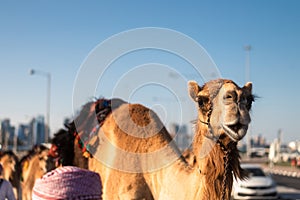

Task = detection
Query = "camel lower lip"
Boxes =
[222,124,246,142]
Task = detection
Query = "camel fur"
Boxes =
[52,79,254,200]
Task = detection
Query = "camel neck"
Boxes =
[191,127,233,200]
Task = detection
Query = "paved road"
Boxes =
[273,174,300,200]
[277,185,300,200]
[266,168,300,199]
[272,174,300,190]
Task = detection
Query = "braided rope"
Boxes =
[217,141,236,200]
[222,149,230,200]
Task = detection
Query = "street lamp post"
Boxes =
[244,45,251,158]
[244,45,251,82]
[29,69,51,143]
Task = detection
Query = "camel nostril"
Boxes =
[228,123,243,132]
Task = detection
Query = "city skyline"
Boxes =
[0,1,300,143]
[0,115,48,151]
[0,114,280,154]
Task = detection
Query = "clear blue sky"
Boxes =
[0,1,299,144]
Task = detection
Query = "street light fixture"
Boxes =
[29,69,51,143]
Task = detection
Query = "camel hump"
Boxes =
[128,103,153,127]
[111,102,168,138]
[87,98,160,132]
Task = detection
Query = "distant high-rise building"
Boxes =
[251,134,267,148]
[8,127,15,146]
[17,124,30,150]
[169,123,191,150]
[33,115,46,145]
[169,123,179,138]
[0,119,15,150]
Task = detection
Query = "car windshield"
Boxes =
[245,167,265,177]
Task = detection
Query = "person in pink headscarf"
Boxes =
[32,166,102,200]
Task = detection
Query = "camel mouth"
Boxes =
[222,123,248,142]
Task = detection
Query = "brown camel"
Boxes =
[49,98,181,199]
[0,151,19,199]
[20,145,50,200]
[140,79,253,199]
[54,79,254,199]
[0,151,16,181]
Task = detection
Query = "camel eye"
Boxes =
[39,156,44,161]
[197,98,204,107]
[196,96,209,108]
[224,92,236,101]
[225,94,233,99]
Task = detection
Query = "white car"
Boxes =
[231,164,278,199]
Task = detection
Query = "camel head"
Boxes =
[38,150,50,175]
[0,152,17,180]
[189,79,254,142]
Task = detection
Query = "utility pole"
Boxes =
[244,45,252,158]
[29,69,51,143]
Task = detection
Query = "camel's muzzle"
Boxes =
[222,123,248,142]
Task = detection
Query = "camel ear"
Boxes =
[243,82,252,94]
[188,81,201,102]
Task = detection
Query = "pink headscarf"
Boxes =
[32,166,102,200]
